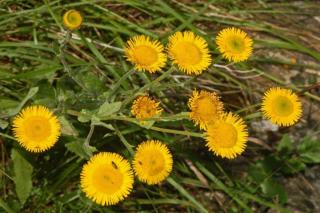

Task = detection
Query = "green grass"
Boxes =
[1,0,320,212]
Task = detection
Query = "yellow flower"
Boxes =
[261,87,302,126]
[80,152,134,206]
[131,95,163,121]
[133,140,173,185]
[124,35,167,73]
[12,105,61,152]
[188,90,224,130]
[167,31,211,75]
[205,112,248,159]
[216,27,253,62]
[63,10,83,30]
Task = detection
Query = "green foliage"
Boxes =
[11,149,33,206]
[297,137,320,164]
[0,0,319,212]
[65,139,97,160]
[97,101,122,118]
[248,134,320,207]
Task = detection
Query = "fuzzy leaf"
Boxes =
[11,149,33,205]
[97,101,122,118]
[276,134,293,155]
[298,137,320,163]
[59,116,78,136]
[261,179,287,204]
[65,140,97,159]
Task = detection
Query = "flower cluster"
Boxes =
[8,9,303,207]
[124,29,253,74]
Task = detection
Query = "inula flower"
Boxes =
[167,31,211,75]
[12,105,61,152]
[133,140,173,185]
[131,95,163,121]
[188,90,224,130]
[216,27,253,62]
[63,10,83,30]
[124,35,167,73]
[206,112,248,159]
[261,87,302,126]
[80,152,134,206]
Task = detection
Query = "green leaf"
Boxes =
[14,65,60,80]
[297,137,320,163]
[79,72,103,93]
[11,149,33,205]
[6,87,39,117]
[261,179,287,204]
[0,98,19,109]
[282,158,306,174]
[276,134,293,156]
[248,162,268,183]
[0,119,8,129]
[65,140,97,159]
[97,101,122,118]
[78,109,94,123]
[58,116,79,136]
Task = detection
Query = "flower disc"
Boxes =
[124,35,167,73]
[12,105,61,152]
[216,27,253,62]
[131,95,163,121]
[205,112,248,159]
[80,152,134,206]
[63,10,83,30]
[261,87,302,126]
[133,140,173,185]
[167,31,211,75]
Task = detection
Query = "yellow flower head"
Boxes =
[131,95,163,121]
[133,140,173,185]
[167,31,211,75]
[12,105,61,152]
[216,27,253,62]
[205,112,248,159]
[63,10,83,30]
[188,90,224,130]
[80,152,134,206]
[261,87,302,126]
[124,35,167,73]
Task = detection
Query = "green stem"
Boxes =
[113,126,135,156]
[99,116,203,138]
[150,126,203,138]
[121,67,175,108]
[84,123,95,146]
[167,177,209,213]
[108,69,135,101]
[59,31,87,91]
[0,133,16,141]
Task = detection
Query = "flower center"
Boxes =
[272,96,294,117]
[134,45,158,66]
[215,122,238,148]
[140,151,165,176]
[92,164,124,194]
[228,37,245,53]
[66,11,82,26]
[24,116,51,142]
[196,96,218,122]
[174,42,201,65]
